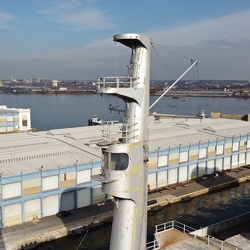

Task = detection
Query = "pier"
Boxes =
[1,166,250,249]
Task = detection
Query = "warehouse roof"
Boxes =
[149,116,250,150]
[0,116,249,177]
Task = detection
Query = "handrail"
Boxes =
[146,220,241,250]
[100,122,139,144]
[146,220,196,249]
[94,76,139,89]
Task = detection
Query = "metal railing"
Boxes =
[94,76,139,89]
[146,220,242,250]
[194,235,243,250]
[146,220,196,249]
[100,121,139,144]
[155,220,196,234]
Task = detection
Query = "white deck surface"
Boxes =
[225,232,250,250]
[155,229,217,249]
[154,227,250,249]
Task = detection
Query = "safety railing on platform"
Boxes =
[94,76,139,89]
[146,220,196,249]
[100,121,139,144]
[194,234,243,250]
[146,220,242,250]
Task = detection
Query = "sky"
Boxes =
[1,0,250,81]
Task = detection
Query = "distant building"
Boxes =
[52,80,59,88]
[59,87,67,91]
[31,78,40,84]
[0,105,31,133]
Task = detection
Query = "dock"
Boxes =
[1,166,250,249]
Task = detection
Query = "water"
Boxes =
[0,93,250,131]
[37,183,250,250]
[0,93,124,131]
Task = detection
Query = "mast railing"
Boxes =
[100,121,139,144]
[95,76,139,89]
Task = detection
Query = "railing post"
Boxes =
[117,77,119,88]
[109,124,111,142]
[183,224,186,234]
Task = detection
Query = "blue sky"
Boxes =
[1,0,250,80]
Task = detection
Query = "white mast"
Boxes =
[94,33,150,249]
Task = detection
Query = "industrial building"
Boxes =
[0,116,250,228]
[0,105,31,133]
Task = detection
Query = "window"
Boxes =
[22,115,28,126]
[104,152,129,170]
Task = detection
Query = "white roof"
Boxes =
[0,106,30,113]
[0,117,249,177]
[149,117,250,150]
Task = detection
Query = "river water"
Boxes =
[0,93,250,131]
[1,93,250,249]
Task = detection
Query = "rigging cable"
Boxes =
[151,41,199,81]
[149,59,198,110]
[114,41,118,76]
[76,196,107,250]
[149,42,199,110]
[191,59,199,82]
[151,42,192,60]
[151,42,174,80]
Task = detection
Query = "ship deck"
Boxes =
[153,228,217,249]
[150,227,250,250]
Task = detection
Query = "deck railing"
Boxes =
[146,220,242,250]
[146,220,196,249]
[94,76,139,89]
[100,121,139,144]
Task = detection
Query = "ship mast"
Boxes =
[94,33,150,249]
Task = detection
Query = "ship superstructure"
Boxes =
[94,33,151,250]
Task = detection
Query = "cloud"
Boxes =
[3,8,250,80]
[149,10,250,48]
[39,0,115,30]
[0,12,15,31]
[145,10,250,80]
[1,37,129,79]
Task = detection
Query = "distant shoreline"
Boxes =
[0,90,96,95]
[0,90,249,98]
[152,92,247,98]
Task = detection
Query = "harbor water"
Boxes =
[0,93,250,249]
[0,93,250,131]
